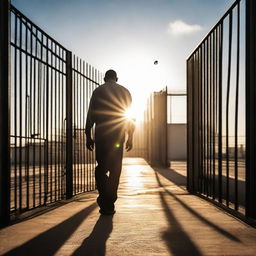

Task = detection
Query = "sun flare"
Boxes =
[125,102,145,125]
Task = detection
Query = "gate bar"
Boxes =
[66,50,73,199]
[246,0,256,219]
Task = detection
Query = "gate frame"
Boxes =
[0,0,11,226]
[245,0,256,220]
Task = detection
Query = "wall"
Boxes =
[168,124,187,160]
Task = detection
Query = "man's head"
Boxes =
[104,69,118,82]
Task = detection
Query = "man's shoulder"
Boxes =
[92,84,106,94]
[115,83,131,95]
[93,83,131,97]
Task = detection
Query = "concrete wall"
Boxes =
[168,124,187,160]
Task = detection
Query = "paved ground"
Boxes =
[1,158,256,256]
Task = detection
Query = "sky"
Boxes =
[12,0,235,91]
[11,0,237,123]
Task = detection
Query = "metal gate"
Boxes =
[187,0,256,223]
[0,2,102,225]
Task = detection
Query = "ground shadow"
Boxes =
[155,166,246,207]
[158,189,202,256]
[155,167,187,187]
[4,203,97,256]
[154,169,241,243]
[72,215,113,256]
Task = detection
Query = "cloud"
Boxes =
[168,20,202,36]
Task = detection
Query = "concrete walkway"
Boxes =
[1,158,256,256]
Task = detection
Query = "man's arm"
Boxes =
[125,90,135,152]
[126,118,135,152]
[85,92,95,151]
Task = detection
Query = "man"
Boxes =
[85,70,135,215]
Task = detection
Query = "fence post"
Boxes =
[66,51,73,199]
[187,57,194,192]
[246,0,256,220]
[0,0,10,226]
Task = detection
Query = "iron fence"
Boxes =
[187,0,256,222]
[0,2,102,225]
[72,56,101,195]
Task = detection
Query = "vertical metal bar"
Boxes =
[88,65,92,190]
[86,63,89,191]
[216,26,220,201]
[57,46,61,200]
[44,37,49,205]
[50,41,53,202]
[54,43,57,201]
[19,12,23,211]
[60,49,64,198]
[246,0,256,219]
[32,24,36,208]
[213,29,216,200]
[186,57,193,191]
[79,58,82,193]
[66,50,73,199]
[199,46,203,193]
[62,49,65,198]
[73,55,76,195]
[0,0,11,226]
[83,61,86,192]
[218,22,223,204]
[234,1,240,211]
[76,57,79,194]
[226,11,233,207]
[40,32,44,205]
[14,12,18,212]
[25,20,29,209]
[206,38,209,197]
[201,44,205,194]
[209,34,213,197]
[38,29,42,206]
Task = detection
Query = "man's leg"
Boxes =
[95,142,109,210]
[106,143,124,209]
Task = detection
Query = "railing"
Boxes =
[0,2,102,225]
[187,0,256,223]
[72,56,102,195]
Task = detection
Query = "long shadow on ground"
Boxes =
[154,169,241,244]
[4,203,97,256]
[155,167,246,207]
[72,215,113,256]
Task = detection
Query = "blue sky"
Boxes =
[12,0,239,124]
[12,0,234,91]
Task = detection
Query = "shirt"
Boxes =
[85,82,132,143]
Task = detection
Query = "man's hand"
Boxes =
[86,137,94,151]
[125,138,133,152]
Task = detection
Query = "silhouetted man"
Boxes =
[85,70,135,215]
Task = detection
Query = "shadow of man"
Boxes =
[72,215,113,256]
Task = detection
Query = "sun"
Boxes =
[125,101,145,125]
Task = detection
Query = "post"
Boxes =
[0,0,10,226]
[187,57,194,191]
[66,51,73,199]
[245,0,256,220]
[164,87,168,167]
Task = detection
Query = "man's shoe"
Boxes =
[99,208,116,215]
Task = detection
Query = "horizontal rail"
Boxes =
[10,4,68,52]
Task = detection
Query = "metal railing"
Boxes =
[72,56,102,195]
[0,2,102,225]
[187,0,256,223]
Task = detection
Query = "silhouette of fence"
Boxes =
[187,0,256,223]
[0,2,102,225]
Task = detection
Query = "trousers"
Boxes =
[95,139,124,210]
